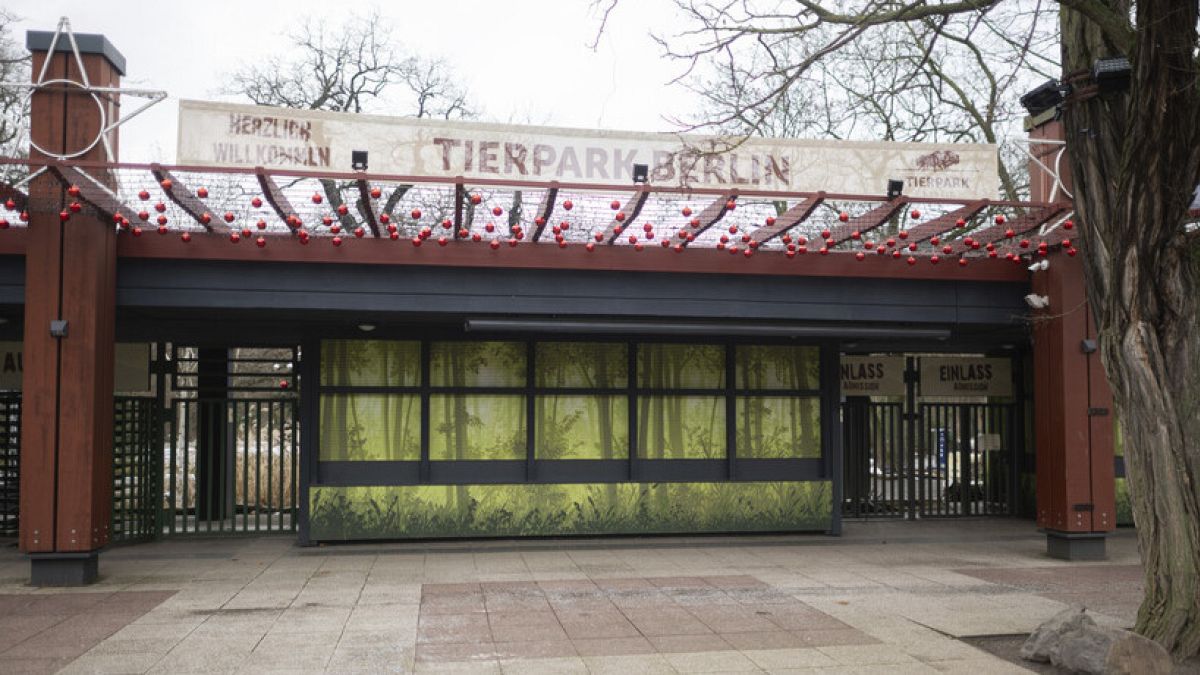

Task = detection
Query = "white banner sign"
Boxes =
[840,355,906,397]
[0,342,151,393]
[177,99,999,200]
[920,357,1012,398]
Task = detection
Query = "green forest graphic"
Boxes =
[310,481,833,540]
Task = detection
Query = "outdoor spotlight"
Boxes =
[1024,294,1050,310]
[1080,339,1098,354]
[1027,259,1050,272]
[351,150,369,171]
[1020,79,1067,116]
[886,179,904,200]
[1092,57,1131,94]
[632,163,649,184]
[357,323,376,332]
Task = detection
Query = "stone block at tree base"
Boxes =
[1021,606,1173,675]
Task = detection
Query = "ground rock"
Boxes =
[1021,606,1095,663]
[1021,607,1173,675]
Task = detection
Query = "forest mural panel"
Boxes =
[310,480,833,540]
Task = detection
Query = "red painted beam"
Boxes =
[970,205,1068,246]
[530,184,559,242]
[903,200,989,244]
[750,193,825,245]
[828,198,908,246]
[255,167,299,230]
[599,187,651,244]
[149,165,215,231]
[114,231,1029,282]
[47,165,140,227]
[679,192,738,248]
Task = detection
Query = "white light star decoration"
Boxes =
[0,16,166,184]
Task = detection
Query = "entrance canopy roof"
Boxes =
[0,158,1074,282]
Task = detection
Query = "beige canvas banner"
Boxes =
[0,342,151,393]
[840,355,906,397]
[177,99,999,200]
[919,356,1012,398]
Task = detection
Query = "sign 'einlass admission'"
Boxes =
[177,100,999,200]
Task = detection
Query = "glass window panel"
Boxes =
[736,396,821,458]
[429,394,526,460]
[430,341,526,387]
[637,395,726,459]
[321,340,421,387]
[735,345,820,390]
[535,395,629,460]
[535,342,628,388]
[319,394,421,461]
[637,344,725,389]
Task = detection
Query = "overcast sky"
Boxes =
[6,1,692,163]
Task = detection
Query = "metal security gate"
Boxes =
[112,396,160,543]
[842,399,1016,518]
[842,401,906,517]
[915,402,1015,517]
[165,398,299,535]
[0,393,18,537]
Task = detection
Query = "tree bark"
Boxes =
[1060,0,1200,658]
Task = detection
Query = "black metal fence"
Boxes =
[112,396,160,543]
[165,398,299,535]
[0,393,19,537]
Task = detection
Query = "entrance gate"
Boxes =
[841,361,1019,519]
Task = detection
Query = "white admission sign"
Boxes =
[919,357,1012,398]
[840,356,906,397]
[0,342,151,393]
[177,99,999,200]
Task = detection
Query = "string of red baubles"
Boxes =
[2,180,1078,264]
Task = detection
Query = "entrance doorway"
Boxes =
[841,355,1020,518]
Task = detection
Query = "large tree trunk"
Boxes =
[1060,0,1200,658]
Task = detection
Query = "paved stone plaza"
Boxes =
[0,521,1148,673]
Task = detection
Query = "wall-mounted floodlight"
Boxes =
[1092,57,1131,94]
[886,179,904,200]
[632,163,649,184]
[1020,79,1068,116]
[351,150,369,171]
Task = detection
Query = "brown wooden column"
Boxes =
[19,31,124,585]
[1027,110,1115,560]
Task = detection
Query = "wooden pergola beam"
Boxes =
[47,165,139,226]
[970,204,1067,247]
[678,191,738,248]
[901,200,989,244]
[355,180,381,237]
[600,186,652,244]
[150,164,215,231]
[256,167,299,230]
[531,183,560,242]
[827,198,908,246]
[750,193,826,245]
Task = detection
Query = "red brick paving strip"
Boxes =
[414,575,876,663]
[0,591,175,674]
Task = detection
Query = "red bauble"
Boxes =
[956,218,966,228]
[355,227,365,238]
[910,209,921,219]
[615,211,626,222]
[442,218,453,229]
[471,194,482,205]
[492,206,503,217]
[725,199,736,211]
[958,257,968,267]
[200,212,212,225]
[160,178,173,190]
[370,187,382,199]
[838,212,849,222]
[157,215,168,226]
[380,213,391,224]
[138,190,150,201]
[157,225,168,235]
[256,236,267,248]
[1067,247,1078,256]
[1063,219,1074,230]
[311,193,323,204]
[930,255,940,265]
[223,212,235,223]
[412,237,423,247]
[674,244,684,253]
[681,206,692,217]
[322,216,334,227]
[855,252,865,261]
[690,218,700,227]
[898,230,909,240]
[585,242,595,252]
[154,202,166,213]
[411,208,422,220]
[436,236,448,247]
[257,219,267,230]
[138,210,150,221]
[907,256,917,266]
[337,204,349,216]
[389,231,399,240]
[995,214,1006,225]
[850,231,860,240]
[330,224,342,234]
[196,187,208,199]
[594,232,604,242]
[489,239,501,250]
[485,223,496,233]
[930,236,940,246]
[562,200,573,210]
[765,216,776,226]
[1061,239,1071,248]
[132,226,143,237]
[821,229,831,239]
[511,238,521,248]
[610,200,621,210]
[908,243,917,252]
[943,245,953,254]
[4,198,15,210]
[67,184,81,198]
[472,233,482,242]
[1005,229,1015,238]
[1019,239,1030,248]
[458,229,469,239]
[241,227,252,238]
[229,232,241,243]
[332,236,343,246]
[251,197,263,208]
[628,235,638,244]
[181,232,192,243]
